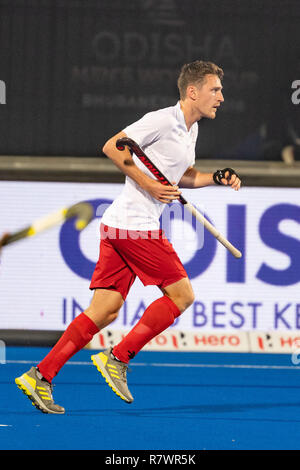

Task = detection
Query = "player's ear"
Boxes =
[186,85,197,101]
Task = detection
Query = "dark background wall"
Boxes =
[0,0,299,160]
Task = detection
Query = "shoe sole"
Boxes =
[91,354,133,404]
[15,376,65,415]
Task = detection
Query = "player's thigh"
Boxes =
[87,288,124,316]
[160,277,195,312]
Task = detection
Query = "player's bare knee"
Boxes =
[182,289,195,310]
[170,289,195,312]
[189,289,195,306]
[179,280,195,309]
[109,311,119,322]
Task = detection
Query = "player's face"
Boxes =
[193,74,224,119]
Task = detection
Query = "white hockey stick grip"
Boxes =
[184,202,242,259]
[30,208,67,235]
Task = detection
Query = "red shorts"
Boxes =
[90,224,187,300]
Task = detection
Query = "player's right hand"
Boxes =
[144,180,181,204]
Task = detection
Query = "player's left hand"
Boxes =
[213,168,241,191]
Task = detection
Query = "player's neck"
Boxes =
[180,100,202,131]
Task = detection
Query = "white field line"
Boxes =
[4,359,300,370]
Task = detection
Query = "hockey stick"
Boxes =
[1,201,93,247]
[116,137,242,259]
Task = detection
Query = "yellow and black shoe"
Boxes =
[91,348,133,403]
[15,367,65,414]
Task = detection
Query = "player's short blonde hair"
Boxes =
[177,60,224,99]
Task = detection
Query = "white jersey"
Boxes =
[101,101,198,230]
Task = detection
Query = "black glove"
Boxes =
[213,168,239,186]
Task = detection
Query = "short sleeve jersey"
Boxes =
[101,101,198,230]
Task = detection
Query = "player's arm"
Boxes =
[179,166,241,191]
[178,167,214,188]
[102,131,181,203]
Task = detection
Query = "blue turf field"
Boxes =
[1,346,300,450]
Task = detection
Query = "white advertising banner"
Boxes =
[0,181,299,333]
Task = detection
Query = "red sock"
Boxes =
[38,313,99,383]
[112,296,181,363]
